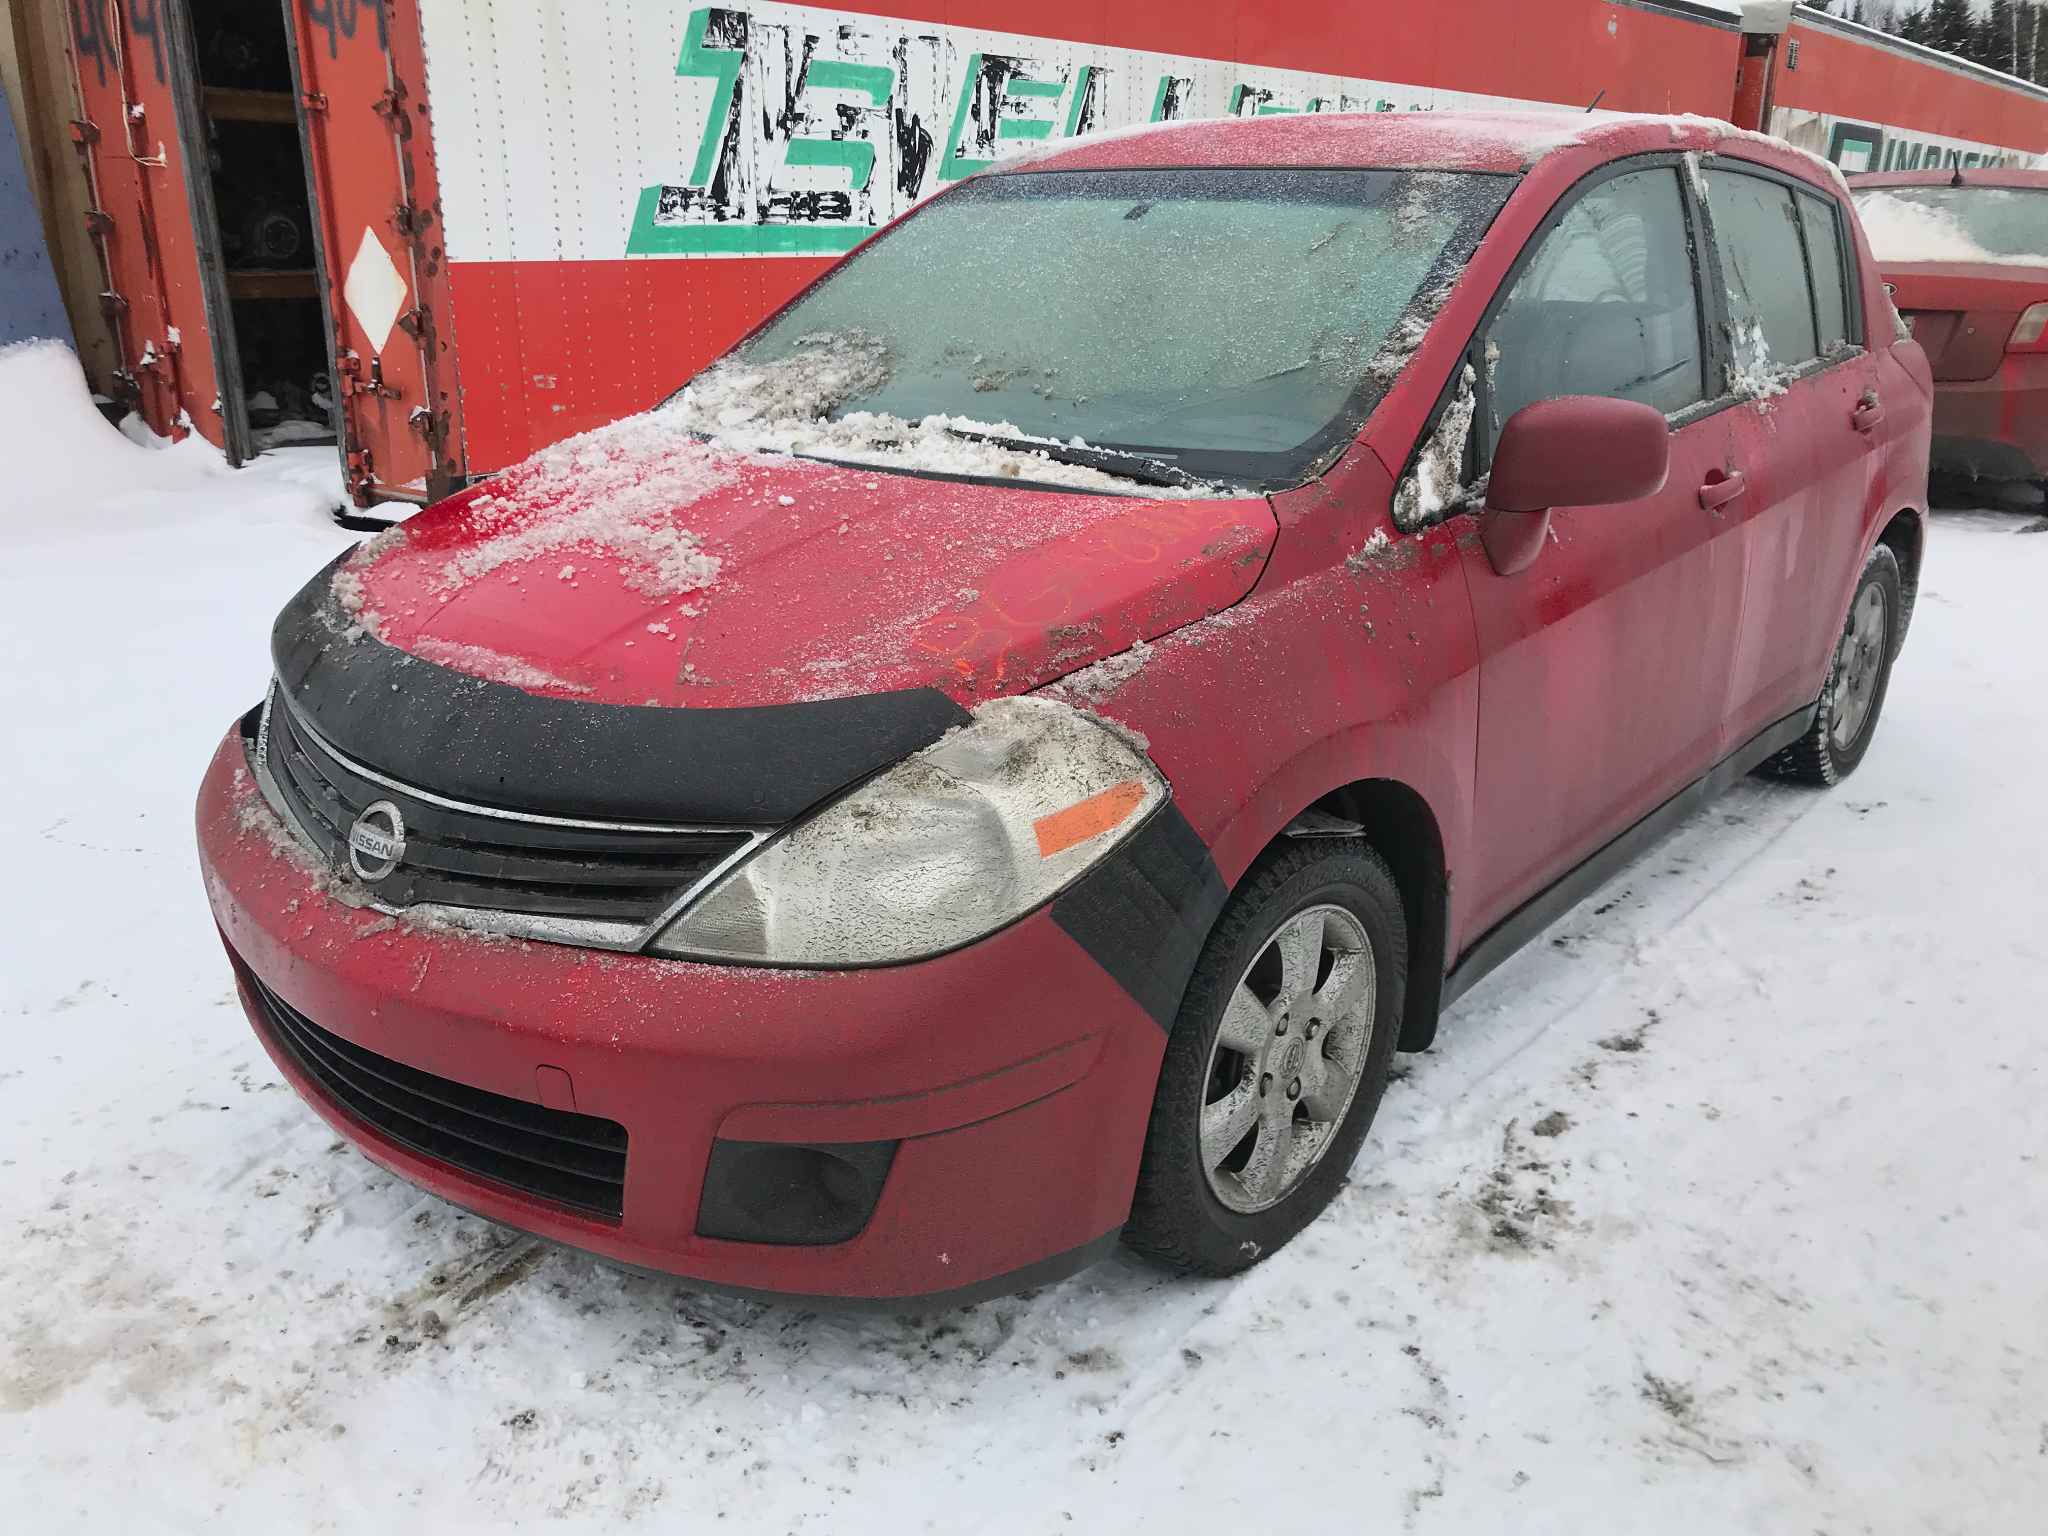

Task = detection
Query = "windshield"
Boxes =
[713,167,1514,489]
[1853,186,2048,264]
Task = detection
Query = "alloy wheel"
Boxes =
[1200,903,1377,1214]
[1830,583,1892,751]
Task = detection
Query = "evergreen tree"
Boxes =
[1985,0,2020,73]
[1927,0,1974,56]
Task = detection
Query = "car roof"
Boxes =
[988,109,1845,190]
[1848,168,2048,191]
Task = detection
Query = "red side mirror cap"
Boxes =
[1485,396,1671,515]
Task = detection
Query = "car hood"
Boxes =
[326,435,1275,710]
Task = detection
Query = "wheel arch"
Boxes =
[1206,772,1452,1055]
[1299,779,1451,1054]
[1876,505,1925,647]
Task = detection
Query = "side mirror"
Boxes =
[1480,396,1672,575]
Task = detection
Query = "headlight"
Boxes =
[649,696,1166,965]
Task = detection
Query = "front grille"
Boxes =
[257,691,751,925]
[243,966,628,1220]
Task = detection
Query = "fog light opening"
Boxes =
[694,1138,898,1246]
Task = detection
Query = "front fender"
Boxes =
[1068,508,1482,1023]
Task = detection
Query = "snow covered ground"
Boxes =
[3,343,2045,1533]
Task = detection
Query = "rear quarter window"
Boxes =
[1798,192,1855,353]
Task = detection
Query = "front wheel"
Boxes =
[1122,841,1407,1276]
[1763,542,1902,787]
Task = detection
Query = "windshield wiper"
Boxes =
[933,424,1198,489]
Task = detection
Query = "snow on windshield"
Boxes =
[669,332,1205,497]
[1854,188,2048,265]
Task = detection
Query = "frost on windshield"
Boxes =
[667,331,1205,496]
[703,169,1506,489]
[1393,365,1477,532]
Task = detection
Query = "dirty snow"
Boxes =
[1393,364,1478,530]
[1346,528,1397,570]
[1048,638,1156,704]
[1724,319,1795,405]
[6,343,2048,1532]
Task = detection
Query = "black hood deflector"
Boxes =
[271,553,970,825]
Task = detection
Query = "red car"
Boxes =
[1850,169,2048,486]
[197,111,1930,1305]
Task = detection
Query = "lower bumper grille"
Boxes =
[241,966,627,1221]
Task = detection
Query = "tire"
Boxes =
[1762,543,1903,787]
[1122,841,1407,1276]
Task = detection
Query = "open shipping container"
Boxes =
[48,0,2048,508]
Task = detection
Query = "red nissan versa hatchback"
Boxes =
[1849,169,2048,486]
[197,112,1931,1305]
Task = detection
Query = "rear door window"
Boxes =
[1798,192,1855,353]
[1704,167,1820,374]
[1482,166,1708,448]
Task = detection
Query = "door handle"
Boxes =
[1699,469,1747,511]
[1853,399,1886,434]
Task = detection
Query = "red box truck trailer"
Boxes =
[55,0,2048,507]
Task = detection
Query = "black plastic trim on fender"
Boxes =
[1051,801,1229,1031]
[1441,703,1818,1010]
[271,553,971,824]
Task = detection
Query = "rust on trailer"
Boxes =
[282,0,460,503]
[62,0,229,448]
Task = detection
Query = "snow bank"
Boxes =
[0,341,227,520]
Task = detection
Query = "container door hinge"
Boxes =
[299,92,328,113]
[83,209,114,238]
[395,305,432,341]
[69,118,100,148]
[337,352,402,401]
[408,406,449,449]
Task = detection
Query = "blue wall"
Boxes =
[1,81,73,347]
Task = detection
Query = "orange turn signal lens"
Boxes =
[1033,778,1147,858]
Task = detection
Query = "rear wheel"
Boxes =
[1123,842,1406,1276]
[1763,542,1902,786]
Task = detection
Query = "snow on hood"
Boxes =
[323,407,1274,710]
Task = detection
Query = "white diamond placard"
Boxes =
[342,227,409,355]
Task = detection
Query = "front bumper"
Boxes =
[1931,354,2048,481]
[196,730,1166,1303]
